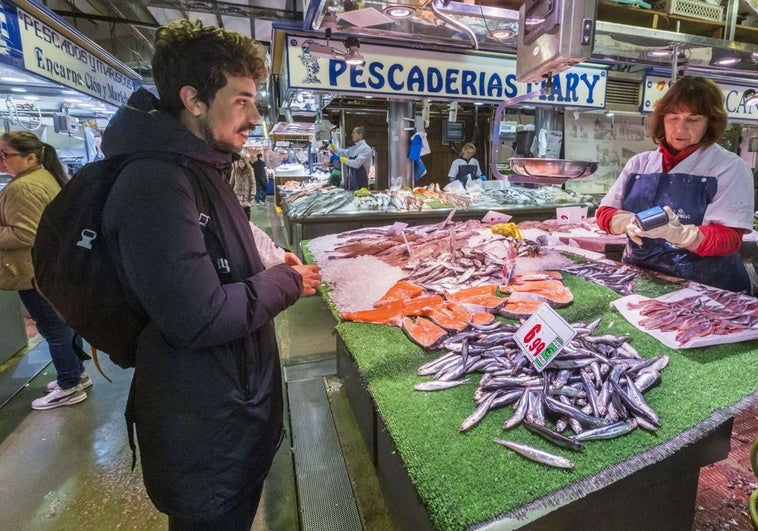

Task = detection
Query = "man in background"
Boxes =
[331,126,372,190]
[252,153,268,205]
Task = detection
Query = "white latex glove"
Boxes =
[608,210,636,235]
[626,206,700,247]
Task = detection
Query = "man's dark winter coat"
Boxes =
[101,89,302,520]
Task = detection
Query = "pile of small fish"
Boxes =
[484,186,592,207]
[284,188,355,217]
[415,318,668,469]
[626,286,758,345]
[560,261,640,296]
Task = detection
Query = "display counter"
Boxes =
[309,242,758,530]
[284,201,596,260]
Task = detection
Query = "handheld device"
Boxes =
[634,206,669,231]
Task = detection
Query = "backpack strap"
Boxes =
[170,157,234,283]
[113,151,232,283]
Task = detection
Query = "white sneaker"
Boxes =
[32,386,87,410]
[45,372,92,393]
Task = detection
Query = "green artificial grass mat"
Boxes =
[332,273,758,530]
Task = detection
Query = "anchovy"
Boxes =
[414,379,470,392]
[493,438,575,469]
[460,392,497,432]
[574,419,638,441]
[503,389,530,430]
[543,395,611,428]
[523,421,585,452]
[610,378,659,426]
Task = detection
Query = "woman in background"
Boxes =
[448,142,485,186]
[229,156,256,219]
[0,131,89,409]
[596,76,754,292]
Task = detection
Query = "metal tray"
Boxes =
[509,158,598,181]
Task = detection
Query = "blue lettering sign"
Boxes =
[388,64,403,91]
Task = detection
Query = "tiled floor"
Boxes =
[0,198,755,530]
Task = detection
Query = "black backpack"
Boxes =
[32,152,225,374]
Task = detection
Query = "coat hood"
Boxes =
[101,88,231,170]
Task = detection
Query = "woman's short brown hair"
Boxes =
[648,76,727,146]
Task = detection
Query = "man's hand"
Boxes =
[292,264,321,296]
[329,143,337,151]
[339,156,348,164]
[626,206,700,248]
[283,252,302,266]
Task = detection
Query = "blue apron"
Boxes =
[346,163,368,191]
[455,161,478,185]
[621,172,750,293]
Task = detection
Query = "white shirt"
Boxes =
[334,139,372,174]
[600,143,754,231]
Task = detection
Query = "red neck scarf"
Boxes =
[659,142,701,173]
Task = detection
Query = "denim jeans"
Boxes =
[18,289,84,390]
[255,181,267,203]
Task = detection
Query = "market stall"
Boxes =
[282,185,597,259]
[306,219,758,530]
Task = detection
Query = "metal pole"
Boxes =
[387,100,413,189]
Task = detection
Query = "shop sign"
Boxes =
[0,0,139,107]
[642,75,758,123]
[286,35,607,109]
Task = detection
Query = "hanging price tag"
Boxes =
[514,304,576,372]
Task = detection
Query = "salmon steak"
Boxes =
[339,299,405,326]
[403,294,446,316]
[498,297,543,318]
[374,280,426,307]
[402,316,448,349]
[499,279,573,308]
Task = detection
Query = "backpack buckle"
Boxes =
[198,213,210,227]
[216,258,230,274]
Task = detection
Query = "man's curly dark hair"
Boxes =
[151,19,268,117]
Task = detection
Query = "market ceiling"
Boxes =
[10,0,755,118]
[43,0,757,82]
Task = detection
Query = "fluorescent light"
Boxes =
[647,49,672,57]
[384,5,415,18]
[1,77,26,83]
[488,28,515,42]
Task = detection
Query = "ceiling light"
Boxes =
[713,56,741,66]
[10,87,26,92]
[2,77,26,83]
[321,13,338,31]
[344,36,364,66]
[303,30,364,66]
[745,89,758,107]
[488,28,515,42]
[384,5,415,19]
[647,49,672,58]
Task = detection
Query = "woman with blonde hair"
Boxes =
[448,142,485,185]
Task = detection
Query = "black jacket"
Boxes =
[101,89,303,519]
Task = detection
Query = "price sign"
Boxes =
[514,304,576,372]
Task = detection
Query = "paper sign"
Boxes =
[514,304,576,372]
[385,222,409,236]
[556,206,588,224]
[482,210,512,223]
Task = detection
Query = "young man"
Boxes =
[99,20,321,530]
